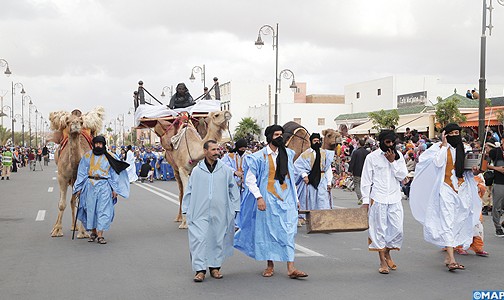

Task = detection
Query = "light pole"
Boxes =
[189,65,206,88]
[255,23,279,124]
[117,114,125,146]
[127,107,135,145]
[160,85,173,98]
[478,0,504,142]
[34,108,38,147]
[11,82,26,145]
[277,69,298,94]
[28,99,33,148]
[22,95,31,146]
[0,58,12,76]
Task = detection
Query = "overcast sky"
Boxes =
[1,0,504,128]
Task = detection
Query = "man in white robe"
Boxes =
[361,130,408,274]
[410,123,481,271]
[182,140,240,282]
[125,145,138,183]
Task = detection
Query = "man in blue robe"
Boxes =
[73,136,130,245]
[294,133,335,222]
[182,140,240,282]
[234,125,308,279]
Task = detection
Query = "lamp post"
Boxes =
[478,0,504,142]
[0,58,12,76]
[22,95,31,147]
[11,82,26,145]
[189,65,206,88]
[127,107,135,145]
[160,85,173,98]
[28,99,33,148]
[255,23,279,124]
[34,108,38,147]
[117,114,125,146]
[277,69,298,94]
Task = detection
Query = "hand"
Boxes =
[303,176,309,184]
[361,204,369,211]
[441,131,447,147]
[327,185,332,192]
[112,191,118,199]
[235,171,243,178]
[495,166,504,174]
[384,149,396,163]
[472,166,482,175]
[257,197,266,211]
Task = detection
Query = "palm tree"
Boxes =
[0,125,12,145]
[234,117,261,142]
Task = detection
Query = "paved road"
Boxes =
[1,162,503,300]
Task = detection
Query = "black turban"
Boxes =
[232,138,247,153]
[443,123,462,134]
[310,133,321,142]
[378,130,397,143]
[92,135,107,145]
[265,125,284,143]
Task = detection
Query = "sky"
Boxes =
[1,0,504,129]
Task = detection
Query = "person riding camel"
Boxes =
[168,83,195,109]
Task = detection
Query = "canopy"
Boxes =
[458,106,504,128]
[348,114,431,135]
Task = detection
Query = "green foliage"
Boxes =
[234,117,261,142]
[435,97,467,129]
[368,109,399,131]
[0,125,12,145]
[496,109,504,124]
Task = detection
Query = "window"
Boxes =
[293,118,301,124]
[318,118,325,126]
[356,92,360,99]
[377,89,381,96]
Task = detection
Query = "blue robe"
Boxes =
[182,159,240,271]
[234,147,298,261]
[293,148,335,211]
[73,151,130,231]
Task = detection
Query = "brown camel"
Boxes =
[49,107,104,238]
[154,110,232,228]
[322,128,342,150]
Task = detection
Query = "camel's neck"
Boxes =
[203,123,223,143]
[69,132,84,164]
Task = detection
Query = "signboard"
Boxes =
[397,91,427,108]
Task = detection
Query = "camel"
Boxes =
[322,128,342,150]
[283,121,310,160]
[49,107,105,238]
[154,110,232,228]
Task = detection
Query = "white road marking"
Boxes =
[52,177,56,180]
[48,187,54,192]
[134,183,323,257]
[133,183,179,205]
[295,243,324,257]
[35,210,46,221]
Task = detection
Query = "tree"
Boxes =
[435,96,466,129]
[368,109,399,131]
[0,125,12,145]
[234,117,261,142]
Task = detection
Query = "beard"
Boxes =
[311,142,321,150]
[271,136,284,147]
[92,146,105,156]
[379,142,395,153]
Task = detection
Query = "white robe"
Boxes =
[125,151,138,183]
[409,142,481,249]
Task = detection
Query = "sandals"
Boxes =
[262,268,274,277]
[210,269,223,279]
[378,267,390,274]
[476,251,489,257]
[385,258,397,270]
[88,233,97,242]
[97,237,107,244]
[455,248,468,255]
[288,269,308,279]
[447,262,465,271]
[193,272,205,282]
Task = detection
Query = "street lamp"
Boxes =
[28,99,33,148]
[34,108,38,147]
[255,23,280,124]
[22,95,31,147]
[0,105,10,118]
[160,85,173,98]
[189,65,206,88]
[127,107,135,145]
[277,69,298,93]
[11,82,26,145]
[0,58,11,76]
[478,0,504,142]
[117,114,125,146]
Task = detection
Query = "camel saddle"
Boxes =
[300,208,369,233]
[283,121,308,147]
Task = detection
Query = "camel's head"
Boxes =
[322,129,340,150]
[208,110,231,130]
[68,114,84,135]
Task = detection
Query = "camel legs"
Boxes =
[51,177,68,237]
[178,168,190,229]
[70,193,89,239]
[173,168,184,223]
